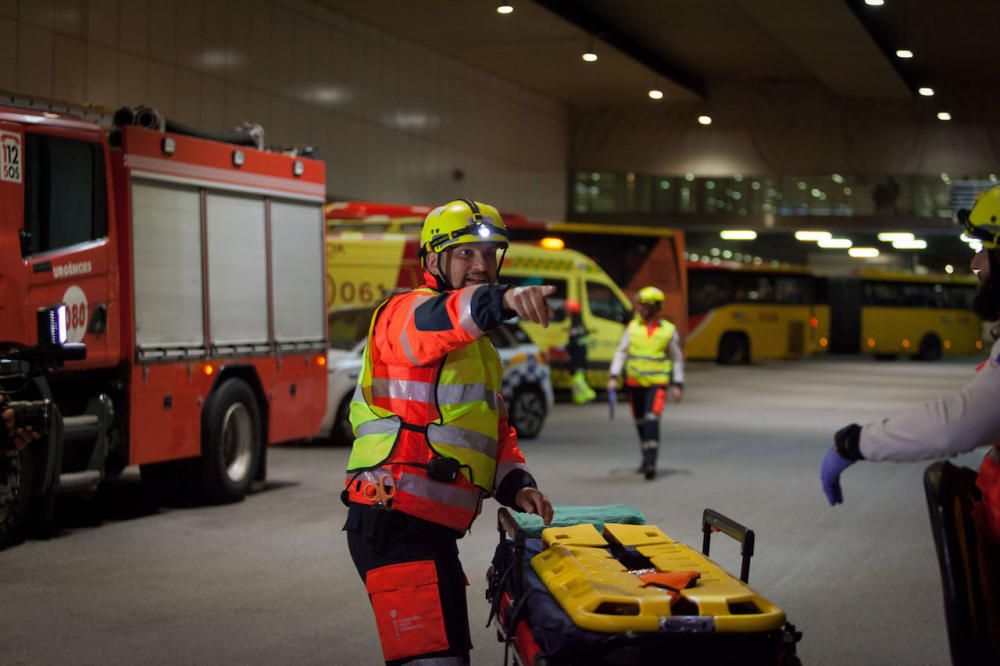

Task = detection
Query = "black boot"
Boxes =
[641,444,657,480]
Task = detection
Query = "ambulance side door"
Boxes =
[22,130,115,367]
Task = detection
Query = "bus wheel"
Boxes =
[916,334,942,361]
[199,378,261,504]
[718,333,750,365]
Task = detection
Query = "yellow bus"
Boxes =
[827,271,983,360]
[686,262,826,363]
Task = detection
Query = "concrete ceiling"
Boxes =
[308,0,994,107]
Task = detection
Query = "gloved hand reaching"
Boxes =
[820,446,855,505]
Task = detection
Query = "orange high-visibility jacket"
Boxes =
[345,275,535,532]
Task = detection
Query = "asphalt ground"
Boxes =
[1,355,986,665]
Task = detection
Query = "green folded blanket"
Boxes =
[510,504,647,537]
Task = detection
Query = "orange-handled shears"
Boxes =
[363,473,397,506]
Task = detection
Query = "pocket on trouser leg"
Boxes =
[365,560,449,662]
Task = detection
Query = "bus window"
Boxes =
[947,284,976,310]
[774,275,811,304]
[735,274,775,302]
[586,281,630,323]
[689,269,732,315]
[863,281,900,306]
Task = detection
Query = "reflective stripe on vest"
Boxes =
[347,288,503,494]
[625,318,675,387]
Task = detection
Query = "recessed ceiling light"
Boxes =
[864,0,885,6]
[496,4,513,14]
[648,89,663,100]
[892,239,927,249]
[877,232,915,242]
[918,87,935,96]
[818,238,853,249]
[719,230,757,240]
[582,51,598,62]
[849,247,880,258]
[896,49,914,59]
[697,115,712,125]
[795,230,832,242]
[937,111,952,121]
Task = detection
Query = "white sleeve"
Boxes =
[609,327,631,378]
[860,342,1000,462]
[668,333,684,385]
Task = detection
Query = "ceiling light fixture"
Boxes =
[582,36,598,62]
[794,230,832,241]
[848,247,880,258]
[818,238,853,249]
[896,49,914,59]
[719,230,757,240]
[937,111,952,121]
[496,4,513,14]
[892,239,927,249]
[648,89,663,100]
[864,0,885,6]
[918,87,935,97]
[697,115,712,126]
[877,232,915,242]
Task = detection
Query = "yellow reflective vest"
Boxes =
[625,318,675,386]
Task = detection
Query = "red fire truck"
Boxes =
[0,97,328,547]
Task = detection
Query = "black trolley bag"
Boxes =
[486,505,802,665]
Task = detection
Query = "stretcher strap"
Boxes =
[486,559,517,629]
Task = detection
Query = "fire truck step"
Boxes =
[62,414,100,443]
[57,470,101,494]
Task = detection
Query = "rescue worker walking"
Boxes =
[342,199,554,665]
[565,298,596,404]
[820,186,1000,656]
[606,286,684,480]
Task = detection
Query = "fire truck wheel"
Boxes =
[0,447,33,550]
[200,378,261,504]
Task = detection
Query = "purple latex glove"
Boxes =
[820,445,856,506]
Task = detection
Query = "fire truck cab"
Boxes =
[0,99,328,547]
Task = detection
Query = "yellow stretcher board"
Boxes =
[532,522,786,634]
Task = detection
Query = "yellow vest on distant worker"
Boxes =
[625,318,675,386]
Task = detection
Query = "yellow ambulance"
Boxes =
[502,242,633,389]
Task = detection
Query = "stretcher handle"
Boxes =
[701,508,755,583]
[497,508,526,550]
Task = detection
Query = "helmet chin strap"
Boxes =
[431,249,455,291]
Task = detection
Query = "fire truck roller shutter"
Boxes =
[206,193,269,348]
[270,200,326,346]
[131,180,206,351]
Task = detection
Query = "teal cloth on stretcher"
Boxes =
[510,504,646,537]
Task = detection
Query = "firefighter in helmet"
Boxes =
[565,298,596,404]
[607,286,684,480]
[342,199,554,665]
[820,186,1000,656]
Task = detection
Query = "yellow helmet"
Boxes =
[637,286,665,305]
[957,185,1000,249]
[419,199,509,257]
